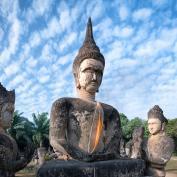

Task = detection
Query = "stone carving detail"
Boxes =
[125,127,144,159]
[143,105,174,177]
[49,18,122,162]
[0,83,34,177]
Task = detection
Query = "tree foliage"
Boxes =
[166,118,177,153]
[32,112,49,148]
[120,113,148,141]
[8,110,34,151]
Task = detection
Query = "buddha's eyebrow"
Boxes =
[82,66,103,72]
[81,67,93,72]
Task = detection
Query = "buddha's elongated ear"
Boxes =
[74,73,81,89]
[161,122,166,131]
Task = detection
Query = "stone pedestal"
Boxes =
[37,147,47,165]
[37,159,145,177]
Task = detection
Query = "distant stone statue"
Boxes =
[144,105,174,177]
[125,127,144,159]
[49,18,122,162]
[0,83,34,177]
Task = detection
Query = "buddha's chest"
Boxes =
[68,110,95,138]
[67,105,105,153]
[147,136,167,157]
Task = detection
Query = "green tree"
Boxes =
[166,118,177,154]
[8,110,34,151]
[143,120,149,138]
[32,112,49,148]
[120,113,129,141]
[120,114,147,141]
[126,117,144,139]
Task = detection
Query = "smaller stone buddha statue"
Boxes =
[0,83,34,177]
[144,105,174,177]
[49,18,122,162]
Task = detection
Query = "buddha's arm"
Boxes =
[49,99,89,161]
[0,146,29,172]
[104,108,122,155]
[50,99,72,155]
[14,139,34,172]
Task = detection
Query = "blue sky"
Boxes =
[0,0,177,120]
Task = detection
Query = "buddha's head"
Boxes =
[0,83,15,130]
[73,18,105,95]
[147,105,168,135]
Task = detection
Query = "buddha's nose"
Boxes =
[92,73,97,80]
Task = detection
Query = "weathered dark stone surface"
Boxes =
[37,159,145,177]
[0,83,34,177]
[50,97,121,161]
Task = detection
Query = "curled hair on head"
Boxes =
[148,105,168,123]
[72,17,105,79]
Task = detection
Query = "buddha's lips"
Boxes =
[89,82,97,86]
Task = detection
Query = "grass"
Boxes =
[166,157,177,174]
[15,165,36,177]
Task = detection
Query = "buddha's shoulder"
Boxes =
[161,134,175,147]
[149,134,175,148]
[52,97,95,107]
[51,98,119,115]
[52,97,74,103]
[100,102,119,113]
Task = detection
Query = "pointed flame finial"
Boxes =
[73,17,105,76]
[83,17,96,46]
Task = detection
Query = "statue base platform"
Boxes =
[37,158,146,177]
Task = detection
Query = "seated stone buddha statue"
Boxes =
[144,105,174,177]
[49,18,122,162]
[0,83,34,177]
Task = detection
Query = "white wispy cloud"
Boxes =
[37,66,50,84]
[113,26,134,38]
[7,73,26,89]
[59,32,77,51]
[88,0,105,20]
[41,16,60,39]
[32,0,52,16]
[1,0,177,120]
[4,62,19,77]
[57,1,72,32]
[0,27,4,42]
[26,57,38,68]
[29,31,41,47]
[0,18,21,66]
[25,0,52,24]
[133,8,153,21]
[119,5,129,21]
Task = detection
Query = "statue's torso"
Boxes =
[50,97,121,156]
[146,134,174,164]
[67,99,105,153]
[0,132,18,177]
[143,133,174,177]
